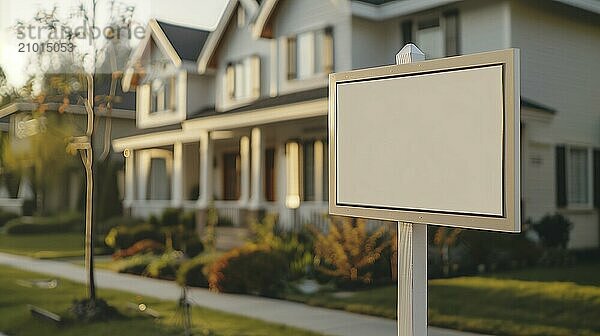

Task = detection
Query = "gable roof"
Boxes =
[156,20,210,62]
[197,0,260,74]
[122,19,211,91]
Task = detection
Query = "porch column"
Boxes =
[124,149,135,208]
[239,136,251,205]
[249,127,264,209]
[198,131,213,207]
[314,140,324,203]
[171,141,183,207]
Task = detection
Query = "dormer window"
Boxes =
[287,27,334,80]
[150,76,177,113]
[225,55,260,101]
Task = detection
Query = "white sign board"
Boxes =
[329,49,520,232]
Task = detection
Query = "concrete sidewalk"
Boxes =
[0,252,488,336]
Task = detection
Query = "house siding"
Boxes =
[214,4,272,112]
[273,0,353,94]
[350,1,511,68]
[511,0,600,248]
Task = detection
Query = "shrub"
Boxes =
[161,208,183,227]
[311,216,390,288]
[456,229,541,274]
[0,210,19,227]
[184,237,204,258]
[4,212,83,235]
[104,224,165,250]
[250,216,314,281]
[112,239,164,260]
[97,216,143,236]
[533,214,573,249]
[208,245,289,296]
[181,211,196,232]
[144,251,184,280]
[114,254,156,275]
[202,205,218,253]
[176,253,220,287]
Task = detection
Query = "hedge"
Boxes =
[4,212,83,235]
[208,245,289,297]
[0,210,19,228]
[104,224,165,250]
[176,253,220,288]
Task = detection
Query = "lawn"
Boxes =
[0,264,322,336]
[0,233,84,258]
[287,263,600,336]
[0,233,108,259]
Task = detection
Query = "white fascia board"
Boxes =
[351,0,462,21]
[197,0,239,74]
[112,129,200,152]
[183,98,327,132]
[116,99,328,151]
[251,0,278,39]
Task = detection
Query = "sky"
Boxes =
[0,0,228,86]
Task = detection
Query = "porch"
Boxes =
[115,115,330,230]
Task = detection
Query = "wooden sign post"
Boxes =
[328,44,520,335]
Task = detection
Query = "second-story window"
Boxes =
[225,55,260,100]
[150,76,177,113]
[287,27,334,80]
[401,11,460,59]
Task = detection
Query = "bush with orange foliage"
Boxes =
[112,239,164,260]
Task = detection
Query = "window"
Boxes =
[265,148,276,202]
[225,55,260,100]
[401,11,460,59]
[223,152,241,200]
[303,141,315,201]
[150,76,177,113]
[556,145,597,208]
[147,158,170,200]
[287,27,333,80]
[416,17,444,59]
[568,147,590,205]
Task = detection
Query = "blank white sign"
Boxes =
[336,65,504,216]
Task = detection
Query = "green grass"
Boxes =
[429,276,600,336]
[483,263,600,286]
[0,233,86,259]
[0,264,322,336]
[286,263,600,336]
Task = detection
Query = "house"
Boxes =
[0,88,136,215]
[113,0,600,249]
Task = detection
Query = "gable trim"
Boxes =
[197,0,260,74]
[122,19,182,92]
[252,0,279,39]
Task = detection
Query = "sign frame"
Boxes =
[328,48,520,232]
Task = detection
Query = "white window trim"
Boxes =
[286,27,333,82]
[137,148,173,201]
[565,145,594,210]
[137,71,187,129]
[404,10,460,58]
[221,55,261,110]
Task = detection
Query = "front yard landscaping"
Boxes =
[287,262,600,336]
[2,207,599,336]
[0,264,322,336]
